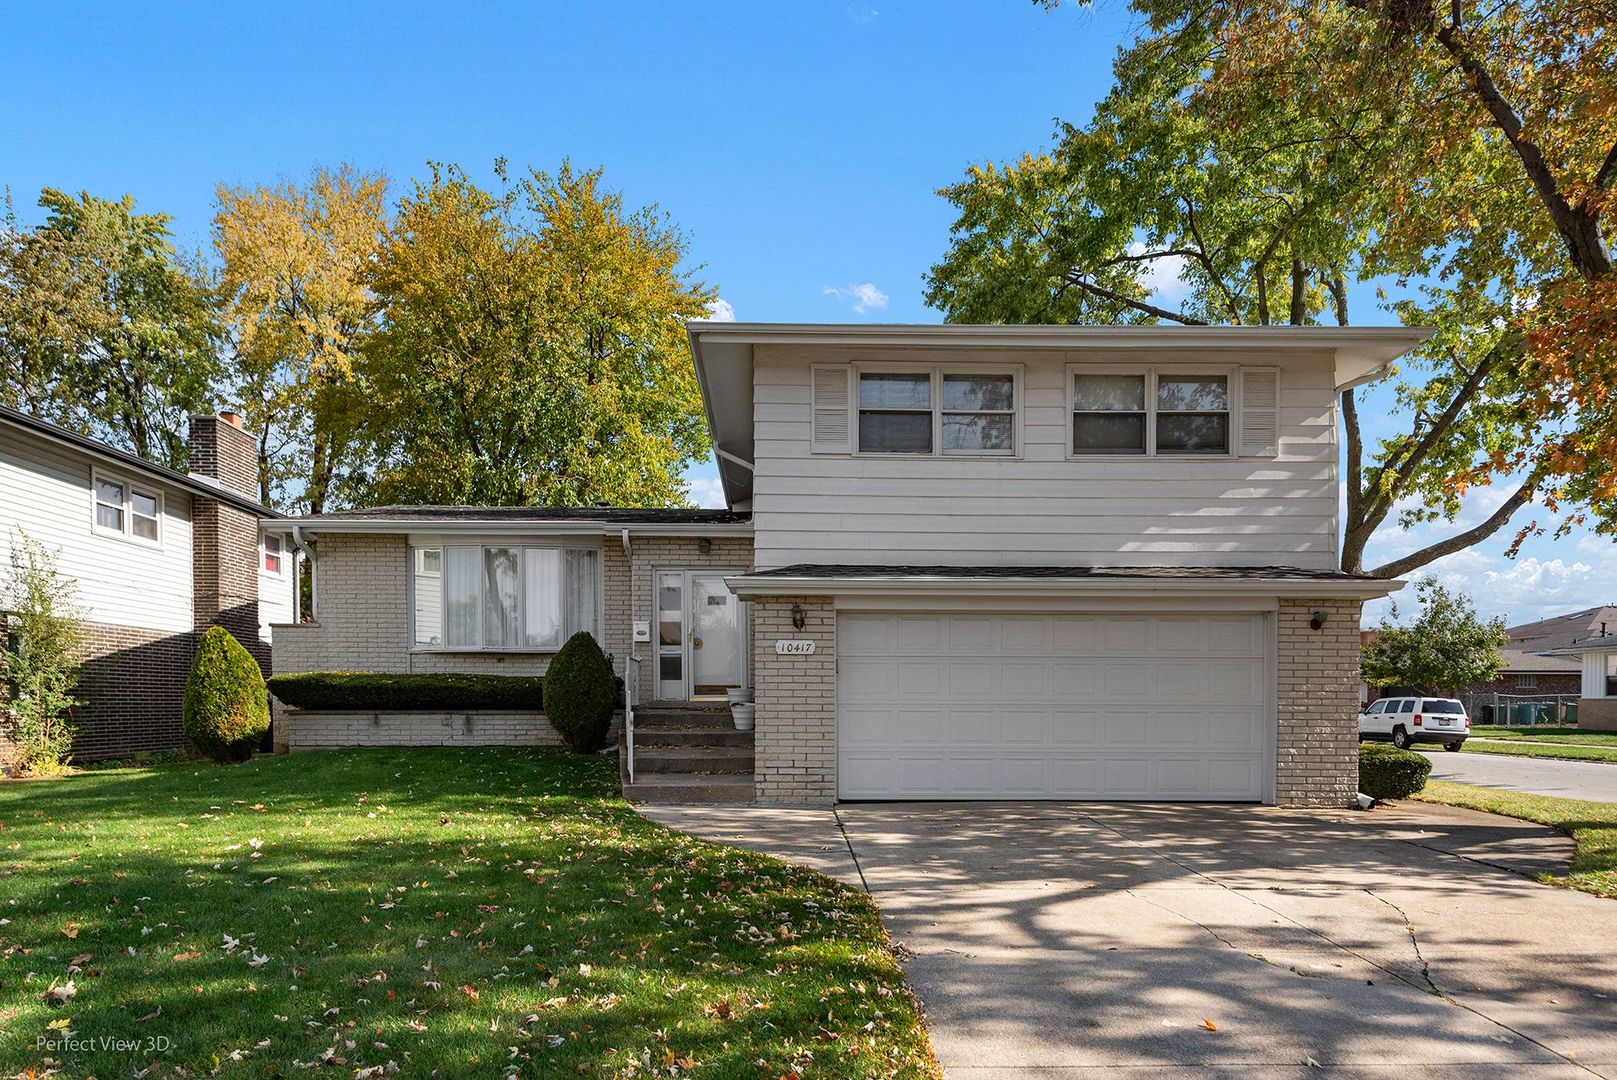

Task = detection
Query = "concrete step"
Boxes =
[633,727,755,749]
[633,711,739,732]
[633,745,754,775]
[623,773,754,805]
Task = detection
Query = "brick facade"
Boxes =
[188,414,268,669]
[750,595,837,806]
[1580,698,1617,731]
[1275,598,1363,807]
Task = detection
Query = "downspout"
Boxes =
[290,525,316,622]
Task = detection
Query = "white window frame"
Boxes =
[1066,364,1237,459]
[90,467,163,547]
[851,362,1023,458]
[262,533,285,575]
[406,540,603,654]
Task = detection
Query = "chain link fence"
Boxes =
[1462,691,1582,726]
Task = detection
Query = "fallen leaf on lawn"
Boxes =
[137,1007,162,1022]
[60,924,80,939]
[67,952,92,969]
[41,981,76,1005]
[353,1059,399,1078]
[173,950,201,962]
[1202,1019,1217,1032]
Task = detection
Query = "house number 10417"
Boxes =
[774,640,816,655]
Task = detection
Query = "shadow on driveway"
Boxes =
[646,801,1617,1079]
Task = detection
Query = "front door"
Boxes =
[655,570,748,700]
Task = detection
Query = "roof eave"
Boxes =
[261,517,754,539]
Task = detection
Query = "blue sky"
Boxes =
[4,1,1611,623]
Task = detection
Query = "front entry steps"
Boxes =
[620,703,754,805]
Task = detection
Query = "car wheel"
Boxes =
[1443,742,1462,752]
[1392,726,1411,750]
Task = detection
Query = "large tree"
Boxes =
[0,189,220,469]
[213,165,387,510]
[354,161,714,506]
[929,0,1616,575]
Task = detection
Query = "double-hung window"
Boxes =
[1071,370,1231,456]
[856,368,1019,455]
[411,544,599,651]
[92,471,161,544]
[263,534,284,574]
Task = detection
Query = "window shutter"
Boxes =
[811,364,852,453]
[1239,367,1279,457]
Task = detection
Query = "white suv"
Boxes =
[1360,696,1470,751]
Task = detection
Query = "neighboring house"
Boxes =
[1477,605,1617,697]
[267,323,1428,809]
[1539,628,1617,731]
[0,406,290,766]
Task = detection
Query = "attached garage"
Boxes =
[836,611,1272,801]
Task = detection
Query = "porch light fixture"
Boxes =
[790,603,807,631]
[698,537,712,555]
[1310,610,1330,631]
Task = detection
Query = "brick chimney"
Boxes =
[188,413,268,668]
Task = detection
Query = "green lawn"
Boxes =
[1414,780,1617,899]
[1461,740,1617,764]
[0,749,938,1079]
[1470,726,1617,746]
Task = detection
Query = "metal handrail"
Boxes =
[623,654,641,783]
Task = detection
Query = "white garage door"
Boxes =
[838,612,1270,801]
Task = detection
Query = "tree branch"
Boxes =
[1057,273,1209,324]
[1365,467,1544,579]
[1433,22,1612,278]
[1596,140,1617,191]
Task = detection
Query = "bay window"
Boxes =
[412,543,599,650]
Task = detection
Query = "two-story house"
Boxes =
[1,406,291,767]
[264,323,1426,808]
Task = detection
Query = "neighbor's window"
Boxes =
[1513,673,1537,689]
[1072,374,1147,455]
[1071,371,1230,455]
[93,477,126,532]
[941,374,1015,455]
[411,544,598,650]
[92,472,161,544]
[858,373,933,454]
[263,533,284,574]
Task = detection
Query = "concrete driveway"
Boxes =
[1423,747,1617,802]
[644,801,1617,1078]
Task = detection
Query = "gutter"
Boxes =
[722,573,1404,602]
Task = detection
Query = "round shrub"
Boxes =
[544,631,616,753]
[184,626,270,762]
[1359,741,1432,800]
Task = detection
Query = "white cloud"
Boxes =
[1125,242,1190,304]
[823,282,889,314]
[1363,548,1614,627]
[704,297,736,322]
[685,475,727,509]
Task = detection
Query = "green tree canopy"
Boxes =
[1,189,220,469]
[1361,578,1508,695]
[354,161,714,507]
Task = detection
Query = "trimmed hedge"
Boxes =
[268,671,546,711]
[1359,741,1433,800]
[543,632,617,754]
[185,627,270,762]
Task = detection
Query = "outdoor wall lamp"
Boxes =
[698,537,712,555]
[790,603,807,631]
[1310,610,1330,631]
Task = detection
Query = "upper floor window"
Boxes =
[263,533,284,574]
[1071,370,1230,456]
[410,544,599,651]
[856,368,1018,456]
[92,470,161,545]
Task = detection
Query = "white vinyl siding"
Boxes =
[1,431,195,632]
[752,345,1340,570]
[838,611,1270,800]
